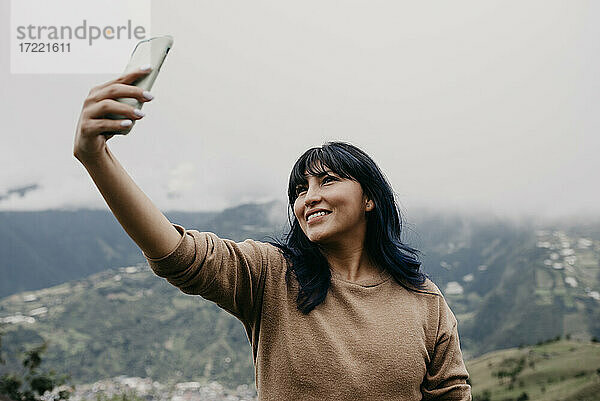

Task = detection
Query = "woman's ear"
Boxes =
[365,199,374,212]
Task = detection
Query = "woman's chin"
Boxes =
[306,231,327,243]
[306,230,335,245]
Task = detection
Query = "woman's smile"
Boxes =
[306,210,331,224]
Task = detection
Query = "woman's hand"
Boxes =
[73,67,154,162]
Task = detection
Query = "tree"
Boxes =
[0,329,72,401]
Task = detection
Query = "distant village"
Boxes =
[534,230,599,300]
[1,264,149,325]
[438,230,598,299]
[42,376,257,401]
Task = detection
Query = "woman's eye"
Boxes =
[323,176,337,184]
[296,186,307,195]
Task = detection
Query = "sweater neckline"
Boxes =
[330,267,392,287]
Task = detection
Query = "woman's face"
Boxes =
[293,167,373,246]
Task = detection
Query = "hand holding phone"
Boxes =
[104,35,173,130]
[74,36,173,161]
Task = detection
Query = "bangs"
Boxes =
[287,146,355,203]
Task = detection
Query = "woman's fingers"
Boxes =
[87,83,153,107]
[79,116,136,136]
[84,99,146,121]
[74,67,153,160]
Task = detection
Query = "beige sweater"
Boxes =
[144,224,472,400]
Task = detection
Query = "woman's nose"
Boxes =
[304,185,322,206]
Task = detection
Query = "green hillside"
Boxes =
[466,339,600,401]
[0,266,256,387]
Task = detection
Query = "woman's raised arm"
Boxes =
[73,67,182,259]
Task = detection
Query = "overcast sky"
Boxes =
[1,0,598,221]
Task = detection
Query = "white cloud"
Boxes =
[167,161,196,199]
[1,0,598,218]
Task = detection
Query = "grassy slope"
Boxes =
[466,340,600,401]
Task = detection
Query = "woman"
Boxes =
[74,67,471,400]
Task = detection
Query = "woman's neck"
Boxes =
[321,242,380,282]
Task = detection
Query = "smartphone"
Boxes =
[105,35,173,132]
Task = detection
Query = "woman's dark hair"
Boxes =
[270,141,429,314]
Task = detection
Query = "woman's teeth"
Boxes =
[307,211,329,221]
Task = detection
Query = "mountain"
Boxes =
[0,184,40,201]
[0,202,286,299]
[407,212,600,357]
[1,204,599,388]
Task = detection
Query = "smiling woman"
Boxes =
[74,83,470,400]
[145,142,470,400]
[275,143,430,309]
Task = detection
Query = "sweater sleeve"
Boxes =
[142,224,271,325]
[421,295,472,400]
